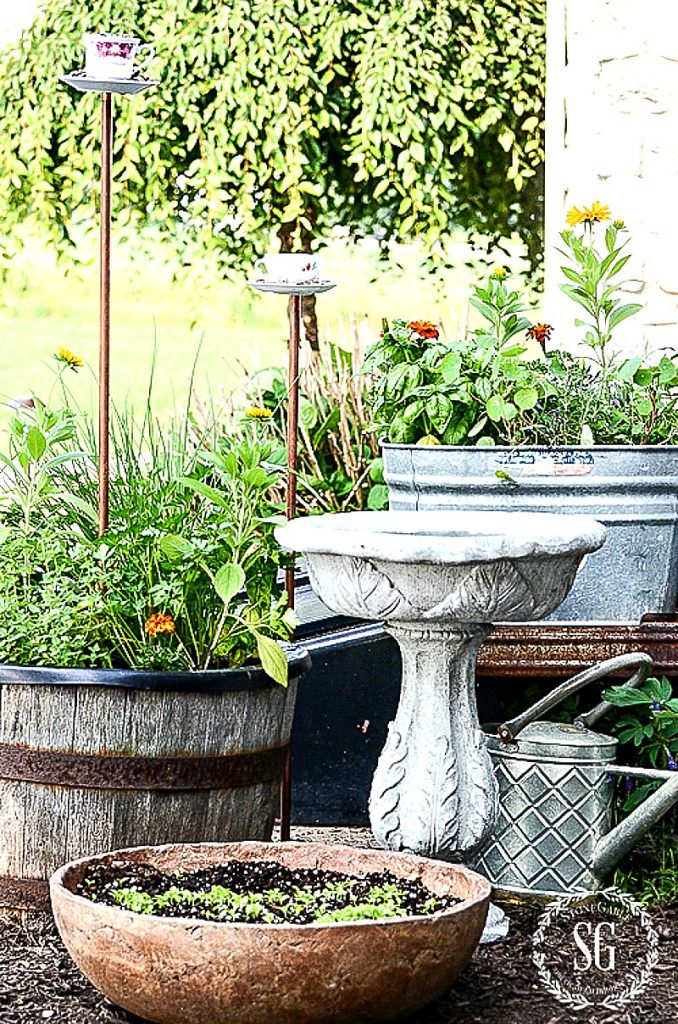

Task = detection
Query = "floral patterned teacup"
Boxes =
[84,33,154,80]
[256,254,321,283]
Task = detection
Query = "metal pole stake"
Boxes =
[280,292,302,840]
[98,91,113,537]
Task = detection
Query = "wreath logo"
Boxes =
[532,887,659,1011]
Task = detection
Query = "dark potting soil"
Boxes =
[1,901,676,1024]
[78,857,460,924]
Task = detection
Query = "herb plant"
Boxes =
[365,207,678,447]
[102,875,445,925]
[602,675,678,903]
[225,338,384,512]
[602,675,678,809]
[0,361,295,684]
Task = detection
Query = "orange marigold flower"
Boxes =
[407,320,439,340]
[526,323,553,345]
[145,612,176,637]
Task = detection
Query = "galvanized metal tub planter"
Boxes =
[382,443,678,622]
[50,840,491,1024]
[0,648,310,915]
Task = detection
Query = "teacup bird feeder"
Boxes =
[249,267,336,839]
[60,51,157,536]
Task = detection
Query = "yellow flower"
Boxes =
[244,406,273,419]
[566,206,586,227]
[491,266,507,279]
[566,202,612,227]
[54,346,84,370]
[583,201,611,224]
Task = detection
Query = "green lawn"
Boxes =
[0,232,533,418]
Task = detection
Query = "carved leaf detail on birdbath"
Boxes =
[417,734,460,857]
[424,559,536,621]
[370,724,407,851]
[336,557,414,620]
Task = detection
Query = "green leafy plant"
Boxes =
[0,358,295,684]
[602,675,678,807]
[107,877,434,924]
[226,340,384,513]
[365,209,678,447]
[602,675,678,904]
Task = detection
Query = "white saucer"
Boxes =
[60,71,158,95]
[248,279,336,296]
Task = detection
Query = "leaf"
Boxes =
[177,476,230,510]
[214,563,246,605]
[367,484,389,510]
[441,352,462,383]
[513,386,538,410]
[618,358,643,382]
[646,676,673,702]
[55,492,98,524]
[25,427,46,461]
[608,303,643,330]
[602,686,654,707]
[159,534,194,561]
[623,781,660,813]
[486,395,506,422]
[256,634,288,687]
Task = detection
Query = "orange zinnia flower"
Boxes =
[526,323,553,345]
[407,320,439,340]
[145,612,176,637]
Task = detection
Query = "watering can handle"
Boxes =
[496,652,653,743]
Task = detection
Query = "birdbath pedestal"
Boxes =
[277,511,605,862]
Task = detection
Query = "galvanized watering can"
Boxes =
[474,653,678,897]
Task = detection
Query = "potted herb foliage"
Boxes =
[364,206,678,622]
[0,362,309,914]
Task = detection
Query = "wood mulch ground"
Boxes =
[1,827,676,1024]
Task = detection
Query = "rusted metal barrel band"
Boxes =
[0,876,50,911]
[0,742,289,791]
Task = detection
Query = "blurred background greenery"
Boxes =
[0,230,532,414]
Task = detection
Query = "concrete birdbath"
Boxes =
[277,511,605,862]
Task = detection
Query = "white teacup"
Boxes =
[257,254,320,283]
[84,33,154,80]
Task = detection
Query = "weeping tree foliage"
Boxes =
[0,0,545,338]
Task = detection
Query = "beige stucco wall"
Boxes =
[545,0,678,354]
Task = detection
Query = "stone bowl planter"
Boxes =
[50,840,491,1024]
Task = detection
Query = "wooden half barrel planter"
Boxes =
[0,647,310,915]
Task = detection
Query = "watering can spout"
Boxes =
[593,768,678,879]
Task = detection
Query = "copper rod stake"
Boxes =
[280,292,302,841]
[98,92,113,537]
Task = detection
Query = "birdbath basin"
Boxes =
[277,511,605,862]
